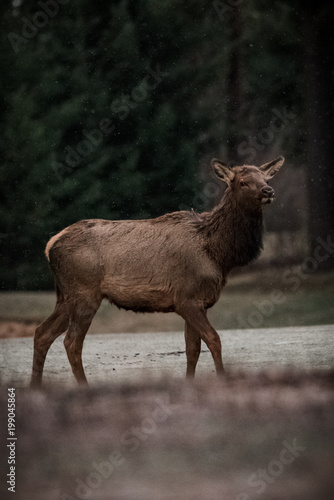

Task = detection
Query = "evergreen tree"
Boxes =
[1,0,332,289]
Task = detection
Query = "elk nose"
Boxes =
[262,186,274,198]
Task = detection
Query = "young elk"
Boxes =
[31,156,284,386]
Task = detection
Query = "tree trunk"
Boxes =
[302,4,334,270]
[226,5,243,160]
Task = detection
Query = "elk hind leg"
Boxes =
[31,297,69,388]
[64,298,100,385]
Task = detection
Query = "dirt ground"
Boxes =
[0,325,333,500]
[0,321,39,339]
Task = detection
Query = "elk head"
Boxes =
[211,156,285,212]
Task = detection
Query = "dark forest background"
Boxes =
[0,0,333,290]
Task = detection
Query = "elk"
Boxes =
[30,156,284,386]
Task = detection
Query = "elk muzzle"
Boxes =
[261,186,275,204]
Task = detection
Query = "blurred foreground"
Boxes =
[0,371,333,500]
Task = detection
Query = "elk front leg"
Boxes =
[184,321,201,378]
[180,305,224,376]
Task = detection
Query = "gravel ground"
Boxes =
[0,325,333,387]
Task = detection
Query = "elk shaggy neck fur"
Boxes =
[195,188,264,272]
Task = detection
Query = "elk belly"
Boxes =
[101,277,175,313]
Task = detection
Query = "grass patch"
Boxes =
[0,269,333,335]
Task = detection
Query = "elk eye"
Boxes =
[240,181,248,187]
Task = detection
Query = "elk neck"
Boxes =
[196,189,264,272]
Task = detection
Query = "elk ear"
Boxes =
[260,156,285,179]
[212,159,235,184]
